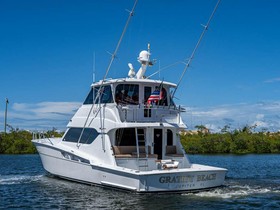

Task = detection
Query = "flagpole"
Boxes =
[4,98,8,134]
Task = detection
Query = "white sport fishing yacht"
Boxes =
[32,0,227,192]
[32,48,227,192]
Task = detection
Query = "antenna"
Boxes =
[93,52,96,83]
[4,98,9,134]
[158,60,161,79]
[172,0,221,99]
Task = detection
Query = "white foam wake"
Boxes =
[183,184,280,199]
[0,174,43,185]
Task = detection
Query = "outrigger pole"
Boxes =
[102,0,138,83]
[77,0,138,148]
[171,0,221,100]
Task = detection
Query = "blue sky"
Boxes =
[1,0,280,132]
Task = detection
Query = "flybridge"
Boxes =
[81,71,182,124]
[85,48,178,109]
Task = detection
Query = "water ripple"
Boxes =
[1,154,280,209]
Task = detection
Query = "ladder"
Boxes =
[137,128,145,146]
[135,128,148,170]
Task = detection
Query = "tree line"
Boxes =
[1,125,280,154]
[0,127,63,154]
[181,125,280,154]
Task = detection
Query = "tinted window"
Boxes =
[84,88,94,104]
[116,128,136,146]
[63,127,99,144]
[167,129,173,145]
[144,86,152,103]
[159,88,168,106]
[115,84,139,105]
[96,85,113,104]
[83,85,113,104]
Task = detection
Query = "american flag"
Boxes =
[147,89,163,104]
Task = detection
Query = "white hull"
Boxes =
[34,141,226,192]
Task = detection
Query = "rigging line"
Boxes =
[172,0,221,100]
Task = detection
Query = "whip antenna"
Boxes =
[172,0,221,99]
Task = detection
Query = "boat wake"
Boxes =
[0,174,43,185]
[183,180,280,199]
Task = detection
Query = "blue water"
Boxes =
[1,154,280,209]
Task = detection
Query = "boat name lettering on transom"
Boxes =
[197,173,216,182]
[159,173,217,184]
[159,175,194,184]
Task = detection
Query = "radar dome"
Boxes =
[138,50,150,63]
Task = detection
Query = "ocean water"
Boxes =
[1,154,280,209]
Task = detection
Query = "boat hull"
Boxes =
[34,142,227,193]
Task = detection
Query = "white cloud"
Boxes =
[2,101,81,131]
[253,120,268,128]
[264,77,280,83]
[2,100,280,133]
[183,101,280,132]
[256,114,264,120]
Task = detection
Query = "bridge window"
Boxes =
[144,86,152,103]
[84,85,113,104]
[115,84,139,105]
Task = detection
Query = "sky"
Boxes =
[1,0,280,132]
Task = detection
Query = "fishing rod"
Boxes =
[171,0,221,100]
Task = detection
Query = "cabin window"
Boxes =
[159,87,168,106]
[169,87,176,107]
[115,128,136,146]
[144,86,152,103]
[84,88,94,104]
[169,97,175,107]
[115,84,139,105]
[83,85,113,104]
[63,127,99,144]
[167,129,173,145]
